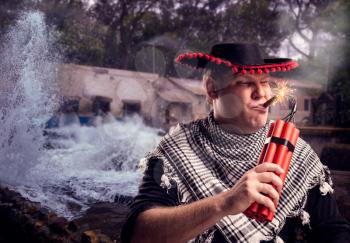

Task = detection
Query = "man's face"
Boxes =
[213,73,273,133]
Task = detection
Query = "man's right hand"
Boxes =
[216,162,284,217]
[131,162,285,243]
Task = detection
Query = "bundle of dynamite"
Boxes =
[244,83,299,223]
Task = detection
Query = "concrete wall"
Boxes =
[58,64,159,118]
[269,88,316,125]
[57,64,323,127]
[268,79,323,125]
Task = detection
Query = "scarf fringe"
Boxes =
[275,236,284,243]
[320,181,334,195]
[300,210,311,226]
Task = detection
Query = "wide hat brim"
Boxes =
[175,43,299,75]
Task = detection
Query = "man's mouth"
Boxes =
[251,104,268,112]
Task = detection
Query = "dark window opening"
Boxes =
[59,96,80,113]
[304,99,310,111]
[165,108,170,124]
[93,96,112,115]
[123,101,141,116]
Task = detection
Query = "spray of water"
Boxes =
[0,11,59,185]
[0,11,162,219]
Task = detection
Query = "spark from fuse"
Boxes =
[263,80,295,108]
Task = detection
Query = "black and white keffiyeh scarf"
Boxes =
[145,111,332,243]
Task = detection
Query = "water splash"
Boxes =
[0,11,59,185]
[0,11,162,219]
[22,115,161,218]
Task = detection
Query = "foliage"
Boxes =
[0,0,349,126]
[36,0,107,66]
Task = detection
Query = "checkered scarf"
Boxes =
[147,111,331,243]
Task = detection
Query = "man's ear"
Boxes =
[205,78,218,100]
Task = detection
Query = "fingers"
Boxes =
[253,191,277,213]
[254,162,284,174]
[252,163,284,211]
[257,183,280,207]
[257,172,283,194]
[222,163,285,215]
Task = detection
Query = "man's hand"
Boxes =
[131,163,284,243]
[217,162,284,216]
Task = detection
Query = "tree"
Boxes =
[283,0,334,61]
[284,0,350,126]
[325,0,350,126]
[0,0,32,36]
[218,0,290,55]
[37,0,107,66]
[90,0,161,69]
[0,0,107,66]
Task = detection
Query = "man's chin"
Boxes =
[250,116,268,129]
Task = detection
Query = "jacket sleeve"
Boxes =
[305,184,350,243]
[120,157,179,243]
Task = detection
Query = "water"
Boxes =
[0,11,161,219]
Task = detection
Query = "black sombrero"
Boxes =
[175,43,298,75]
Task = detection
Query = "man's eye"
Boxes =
[266,80,277,88]
[237,81,251,86]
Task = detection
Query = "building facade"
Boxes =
[57,64,323,129]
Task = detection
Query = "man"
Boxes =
[121,43,350,242]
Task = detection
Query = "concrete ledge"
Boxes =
[300,126,350,136]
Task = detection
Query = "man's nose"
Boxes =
[252,84,266,100]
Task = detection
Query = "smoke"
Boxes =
[275,1,349,89]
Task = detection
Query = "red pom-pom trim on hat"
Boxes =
[250,69,255,74]
[175,52,299,74]
[224,61,231,67]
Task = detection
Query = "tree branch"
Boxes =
[295,26,311,42]
[288,37,310,59]
[288,0,311,43]
[287,0,298,19]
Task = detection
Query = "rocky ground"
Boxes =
[0,170,349,243]
[0,187,131,243]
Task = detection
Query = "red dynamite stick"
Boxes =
[259,122,295,220]
[256,120,284,220]
[262,120,285,163]
[265,127,300,221]
[280,128,299,183]
[244,123,275,218]
[259,122,276,164]
[244,120,284,221]
[244,120,300,222]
